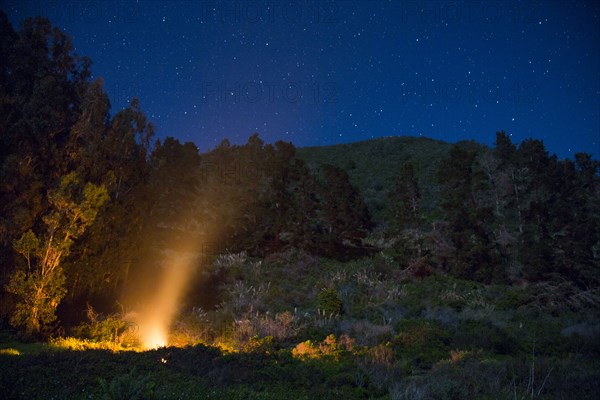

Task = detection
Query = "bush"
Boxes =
[452,320,515,354]
[50,337,128,351]
[71,305,135,346]
[317,288,342,315]
[360,343,398,391]
[291,334,352,361]
[242,335,278,354]
[338,319,393,346]
[292,340,320,360]
[170,307,212,346]
[393,319,451,370]
[0,348,20,356]
[231,311,299,349]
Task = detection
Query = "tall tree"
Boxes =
[6,173,108,335]
[318,164,373,256]
[437,142,504,283]
[63,97,155,301]
[514,139,554,281]
[0,13,93,315]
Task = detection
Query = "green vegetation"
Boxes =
[0,11,599,399]
[2,255,599,398]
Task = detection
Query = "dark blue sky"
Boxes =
[4,0,599,158]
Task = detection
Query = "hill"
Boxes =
[297,136,453,224]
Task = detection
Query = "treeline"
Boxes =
[389,133,600,287]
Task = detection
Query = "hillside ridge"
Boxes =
[297,135,455,223]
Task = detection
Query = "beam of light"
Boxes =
[139,250,198,350]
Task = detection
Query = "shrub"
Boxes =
[232,311,299,349]
[170,308,211,346]
[212,251,248,272]
[452,320,515,354]
[393,320,451,370]
[0,348,20,356]
[339,318,393,346]
[292,340,320,360]
[224,281,271,315]
[360,343,398,390]
[242,335,277,354]
[71,305,135,346]
[317,288,342,315]
[291,334,351,361]
[50,337,129,351]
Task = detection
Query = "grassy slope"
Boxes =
[296,136,452,224]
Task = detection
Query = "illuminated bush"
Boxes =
[291,334,353,361]
[50,337,129,352]
[242,335,277,354]
[71,305,136,347]
[292,339,322,361]
[0,348,20,356]
[169,308,211,347]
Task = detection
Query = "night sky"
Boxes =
[3,0,599,158]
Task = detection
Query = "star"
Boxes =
[3,0,592,158]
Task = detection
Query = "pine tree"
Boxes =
[320,164,373,246]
